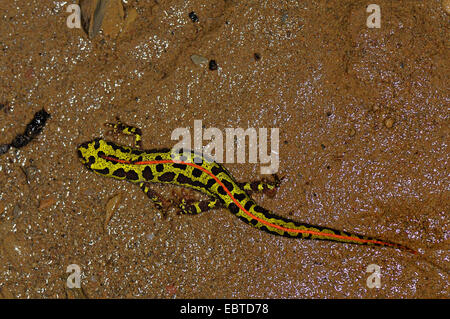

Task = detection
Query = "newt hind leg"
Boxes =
[237,174,283,197]
[139,182,172,212]
[140,181,221,216]
[178,198,222,215]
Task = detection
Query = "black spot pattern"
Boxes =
[217,186,227,195]
[177,173,194,185]
[222,179,234,192]
[173,163,187,170]
[192,168,203,178]
[131,149,144,155]
[109,142,128,153]
[108,143,121,152]
[159,172,176,182]
[113,168,126,178]
[156,164,164,172]
[250,219,259,226]
[228,203,239,214]
[233,193,246,201]
[205,179,216,189]
[253,204,296,223]
[142,166,154,180]
[253,206,266,213]
[176,173,205,188]
[87,156,96,167]
[94,168,109,175]
[126,170,139,181]
[135,156,143,163]
[211,166,224,176]
[244,200,254,211]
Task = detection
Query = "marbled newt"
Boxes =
[77,119,416,254]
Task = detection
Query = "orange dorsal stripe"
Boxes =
[100,155,417,254]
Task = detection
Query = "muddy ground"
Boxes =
[0,0,448,298]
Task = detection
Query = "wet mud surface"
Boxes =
[0,1,449,298]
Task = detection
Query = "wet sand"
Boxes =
[0,0,449,298]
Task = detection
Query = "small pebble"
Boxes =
[12,205,22,219]
[23,165,40,184]
[38,197,56,210]
[443,0,450,14]
[105,193,122,229]
[384,118,395,128]
[348,127,356,137]
[0,144,10,155]
[190,54,208,66]
[208,59,218,71]
[189,11,199,22]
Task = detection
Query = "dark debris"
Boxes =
[0,108,50,155]
[188,11,199,23]
[208,59,218,71]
